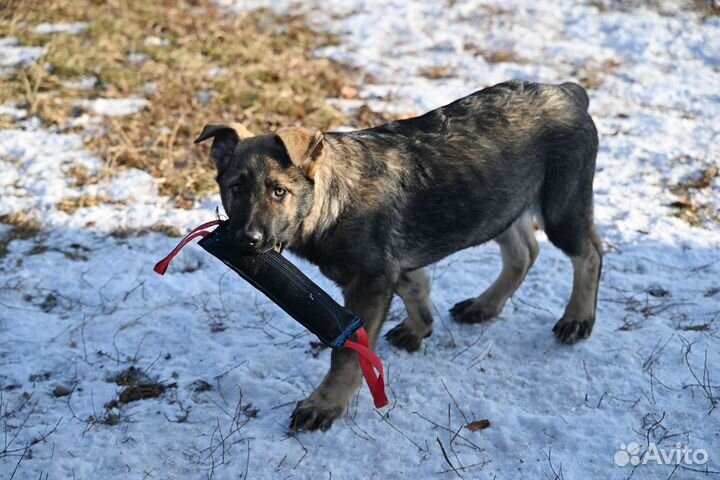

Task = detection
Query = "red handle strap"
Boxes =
[344,327,389,408]
[153,220,224,275]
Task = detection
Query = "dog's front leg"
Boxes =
[290,275,393,431]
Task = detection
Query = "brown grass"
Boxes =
[669,165,719,226]
[419,65,456,79]
[463,43,526,65]
[0,211,42,258]
[587,0,719,18]
[1,0,362,205]
[111,223,183,238]
[56,195,110,214]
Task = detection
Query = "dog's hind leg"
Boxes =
[386,268,434,352]
[539,148,602,343]
[451,211,539,324]
[290,275,393,431]
[549,225,603,343]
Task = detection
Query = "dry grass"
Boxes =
[693,0,720,18]
[111,223,183,238]
[669,165,719,226]
[0,211,42,258]
[0,0,362,205]
[418,65,456,79]
[56,195,110,214]
[587,0,719,18]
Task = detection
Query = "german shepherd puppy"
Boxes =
[195,80,602,431]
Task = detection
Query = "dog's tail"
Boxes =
[560,82,589,111]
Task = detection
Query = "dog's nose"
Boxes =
[238,228,263,248]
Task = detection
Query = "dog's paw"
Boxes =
[450,298,499,324]
[385,322,431,353]
[552,317,594,344]
[290,398,345,432]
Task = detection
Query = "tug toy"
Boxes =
[154,220,388,408]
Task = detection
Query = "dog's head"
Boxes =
[195,124,325,253]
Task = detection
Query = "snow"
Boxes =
[0,104,26,119]
[80,98,149,117]
[0,37,44,68]
[1,1,719,479]
[33,22,87,35]
[63,76,98,90]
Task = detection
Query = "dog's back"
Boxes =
[322,80,598,270]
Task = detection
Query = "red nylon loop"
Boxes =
[153,220,223,275]
[344,327,388,408]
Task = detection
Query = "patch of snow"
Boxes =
[143,35,169,46]
[0,37,20,46]
[0,128,207,233]
[0,37,44,67]
[33,22,87,35]
[81,98,149,116]
[61,113,103,130]
[0,129,99,213]
[128,52,150,64]
[206,65,227,78]
[142,82,158,97]
[196,90,214,103]
[0,104,27,119]
[64,76,98,90]
[104,169,159,203]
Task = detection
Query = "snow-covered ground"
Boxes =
[1,1,719,479]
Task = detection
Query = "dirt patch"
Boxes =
[190,379,212,393]
[105,366,174,408]
[110,366,151,386]
[117,383,167,404]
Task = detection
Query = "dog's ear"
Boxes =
[276,127,324,178]
[194,124,254,170]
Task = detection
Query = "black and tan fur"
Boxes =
[195,80,603,431]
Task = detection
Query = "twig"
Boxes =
[441,379,469,425]
[681,345,717,415]
[412,412,483,452]
[544,446,564,480]
[436,460,490,475]
[642,336,673,373]
[436,437,462,478]
[374,410,425,452]
[291,436,308,470]
[242,440,250,479]
[449,330,486,362]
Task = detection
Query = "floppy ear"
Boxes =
[276,127,325,178]
[194,123,254,170]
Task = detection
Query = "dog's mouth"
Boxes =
[271,241,285,254]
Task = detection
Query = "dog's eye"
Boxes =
[273,186,287,199]
[230,183,242,194]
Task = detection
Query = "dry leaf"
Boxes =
[466,419,491,432]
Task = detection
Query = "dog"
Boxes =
[195,79,602,431]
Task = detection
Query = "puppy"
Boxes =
[195,79,602,431]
